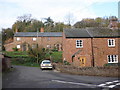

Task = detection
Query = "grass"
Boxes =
[3,51,28,58]
[46,51,62,63]
[11,59,40,67]
[5,51,63,67]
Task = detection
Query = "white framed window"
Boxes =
[17,45,20,49]
[47,45,51,48]
[16,37,20,41]
[32,44,36,48]
[108,39,115,47]
[76,40,83,48]
[33,38,37,41]
[107,55,118,63]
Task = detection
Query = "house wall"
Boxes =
[63,33,119,67]
[93,38,119,67]
[4,42,16,51]
[63,33,93,67]
[5,36,62,51]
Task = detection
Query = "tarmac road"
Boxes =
[2,65,120,89]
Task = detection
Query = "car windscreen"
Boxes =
[43,62,51,64]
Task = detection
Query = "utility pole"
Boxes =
[37,28,39,64]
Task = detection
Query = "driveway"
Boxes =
[2,65,120,89]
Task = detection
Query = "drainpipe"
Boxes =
[91,38,95,67]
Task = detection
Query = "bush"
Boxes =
[104,63,120,67]
[51,49,58,52]
[52,59,62,63]
[63,61,71,65]
[11,57,39,67]
[12,47,18,51]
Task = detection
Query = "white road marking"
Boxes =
[52,80,120,88]
[98,84,106,87]
[108,85,116,88]
[113,80,119,83]
[98,80,120,88]
[116,83,120,85]
[52,80,97,87]
[106,82,113,84]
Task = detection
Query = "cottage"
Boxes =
[5,28,63,51]
[63,28,120,67]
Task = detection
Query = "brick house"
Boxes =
[5,28,63,51]
[63,28,120,67]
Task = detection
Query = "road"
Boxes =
[2,65,120,89]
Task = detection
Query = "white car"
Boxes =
[40,60,53,70]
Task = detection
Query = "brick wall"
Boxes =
[63,33,93,67]
[63,32,119,67]
[93,38,119,67]
[5,36,62,51]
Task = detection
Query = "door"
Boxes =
[80,57,86,67]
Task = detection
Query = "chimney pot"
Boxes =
[40,27,44,33]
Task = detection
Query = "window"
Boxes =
[17,37,20,41]
[108,39,115,47]
[33,38,37,41]
[107,55,118,63]
[76,40,83,48]
[32,44,36,48]
[17,45,20,48]
[47,45,51,48]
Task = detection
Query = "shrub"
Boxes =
[27,44,47,63]
[12,47,18,51]
[64,61,71,65]
[104,63,120,67]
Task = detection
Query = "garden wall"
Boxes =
[2,55,12,71]
[54,64,120,77]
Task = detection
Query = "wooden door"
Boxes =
[80,57,86,67]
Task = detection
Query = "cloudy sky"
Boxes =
[0,0,119,30]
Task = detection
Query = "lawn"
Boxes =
[3,51,28,58]
[4,51,63,67]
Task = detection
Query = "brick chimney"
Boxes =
[40,27,44,33]
[16,28,18,33]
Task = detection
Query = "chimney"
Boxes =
[40,27,44,33]
[16,28,18,33]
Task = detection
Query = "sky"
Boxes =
[0,0,119,30]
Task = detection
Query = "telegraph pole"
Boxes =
[37,28,39,64]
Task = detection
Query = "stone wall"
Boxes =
[2,56,12,71]
[55,64,120,77]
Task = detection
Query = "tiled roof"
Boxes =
[14,32,63,37]
[64,28,120,38]
[86,27,120,38]
[64,28,91,38]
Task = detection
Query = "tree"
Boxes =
[27,44,46,63]
[44,17,54,32]
[64,12,75,26]
[25,19,44,32]
[12,14,44,32]
[2,28,14,44]
[12,14,32,32]
[74,16,118,28]
[53,22,65,32]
